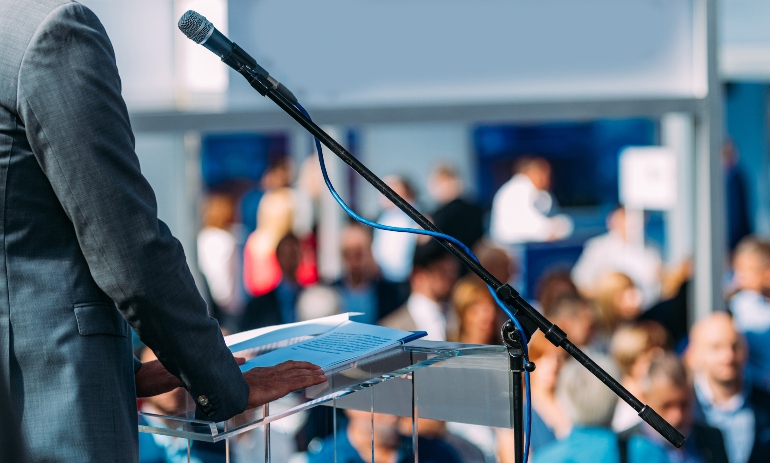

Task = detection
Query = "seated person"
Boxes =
[729,237,770,392]
[544,295,596,349]
[380,241,459,341]
[239,233,305,331]
[533,356,667,463]
[620,353,728,463]
[571,206,662,307]
[686,312,770,463]
[332,223,409,324]
[609,321,669,432]
[308,410,462,463]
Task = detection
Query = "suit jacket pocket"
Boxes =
[74,303,129,337]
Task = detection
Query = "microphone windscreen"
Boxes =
[178,10,213,44]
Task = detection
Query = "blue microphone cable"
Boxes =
[293,101,532,463]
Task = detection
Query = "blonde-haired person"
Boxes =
[608,321,669,432]
[448,276,503,345]
[591,272,643,351]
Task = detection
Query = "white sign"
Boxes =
[619,146,677,211]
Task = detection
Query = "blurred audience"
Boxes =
[197,193,243,319]
[308,410,462,463]
[571,207,662,307]
[448,275,502,345]
[729,236,770,392]
[489,157,572,245]
[687,312,770,463]
[638,260,693,349]
[372,175,420,283]
[398,418,486,463]
[380,240,459,341]
[527,332,572,453]
[535,270,579,315]
[543,295,596,349]
[620,353,729,463]
[332,223,409,324]
[473,240,516,285]
[592,272,644,351]
[533,357,667,463]
[428,163,486,250]
[609,321,669,432]
[239,233,305,331]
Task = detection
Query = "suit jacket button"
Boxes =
[198,395,210,407]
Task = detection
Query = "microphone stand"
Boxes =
[238,69,685,461]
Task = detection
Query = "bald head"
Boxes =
[687,312,746,387]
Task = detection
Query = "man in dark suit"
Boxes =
[0,2,325,461]
[687,313,770,463]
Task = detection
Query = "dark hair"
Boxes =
[412,240,451,270]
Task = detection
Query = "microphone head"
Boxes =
[178,10,213,44]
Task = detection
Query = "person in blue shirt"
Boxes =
[308,409,461,463]
[533,356,668,463]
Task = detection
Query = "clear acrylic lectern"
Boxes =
[138,341,515,462]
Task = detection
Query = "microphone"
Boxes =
[178,10,297,103]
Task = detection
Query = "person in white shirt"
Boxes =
[571,207,662,308]
[380,241,460,341]
[197,193,243,316]
[489,157,572,245]
[371,175,420,282]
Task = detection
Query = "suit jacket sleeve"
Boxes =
[17,3,248,422]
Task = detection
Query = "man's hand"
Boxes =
[243,361,326,409]
[135,360,182,398]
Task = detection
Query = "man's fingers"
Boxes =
[274,360,323,371]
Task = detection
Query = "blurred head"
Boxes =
[450,276,500,345]
[733,236,770,293]
[381,175,416,210]
[546,295,596,348]
[410,241,459,303]
[686,312,747,388]
[606,207,627,240]
[593,272,642,333]
[536,270,579,315]
[276,233,302,282]
[346,410,400,449]
[474,241,516,284]
[428,163,463,205]
[529,331,569,393]
[515,156,551,191]
[641,353,692,433]
[557,356,620,428]
[610,321,669,381]
[340,223,378,284]
[261,157,293,190]
[202,193,236,230]
[256,188,294,238]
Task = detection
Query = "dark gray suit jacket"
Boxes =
[0,1,249,461]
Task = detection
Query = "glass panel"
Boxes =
[138,341,512,443]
